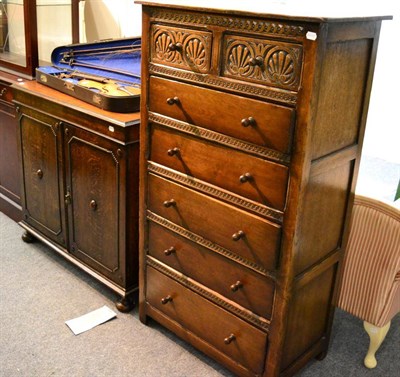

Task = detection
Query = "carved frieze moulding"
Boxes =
[150,8,306,38]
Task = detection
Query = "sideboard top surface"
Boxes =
[11,80,140,128]
[135,0,393,22]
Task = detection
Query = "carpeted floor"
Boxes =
[1,211,399,377]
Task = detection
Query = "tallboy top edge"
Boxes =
[134,0,393,23]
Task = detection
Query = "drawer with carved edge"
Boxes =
[148,221,275,318]
[146,264,268,375]
[147,173,282,274]
[150,123,289,211]
[221,34,303,92]
[151,24,212,73]
[149,76,295,155]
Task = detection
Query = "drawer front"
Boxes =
[222,34,303,91]
[149,76,294,154]
[0,82,13,104]
[146,266,268,375]
[0,100,15,115]
[148,222,274,318]
[151,24,212,73]
[148,174,281,273]
[150,125,289,211]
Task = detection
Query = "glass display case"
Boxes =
[36,0,78,65]
[0,0,38,77]
[0,0,79,77]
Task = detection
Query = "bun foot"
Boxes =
[22,231,35,243]
[115,295,135,313]
[316,350,328,361]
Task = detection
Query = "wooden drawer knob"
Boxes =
[232,230,245,241]
[224,334,236,345]
[249,56,263,67]
[161,295,173,305]
[167,147,180,156]
[163,199,176,208]
[0,88,7,97]
[36,169,43,179]
[164,247,176,256]
[168,42,182,52]
[230,281,243,292]
[166,96,180,105]
[241,117,256,127]
[90,200,98,211]
[239,173,253,183]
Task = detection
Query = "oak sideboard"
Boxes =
[12,80,140,311]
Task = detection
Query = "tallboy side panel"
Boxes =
[281,20,383,375]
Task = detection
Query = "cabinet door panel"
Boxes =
[19,114,65,245]
[65,126,125,286]
[0,96,20,203]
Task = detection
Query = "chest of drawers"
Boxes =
[137,2,391,376]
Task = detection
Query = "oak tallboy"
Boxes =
[137,1,391,376]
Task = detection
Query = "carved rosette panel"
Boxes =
[151,25,212,73]
[223,36,303,91]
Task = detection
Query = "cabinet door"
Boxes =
[64,125,127,287]
[0,83,21,216]
[19,111,66,246]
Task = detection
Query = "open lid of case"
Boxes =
[40,37,141,85]
[36,37,141,113]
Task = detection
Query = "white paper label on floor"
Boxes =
[65,305,117,335]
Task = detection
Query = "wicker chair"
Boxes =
[338,195,400,368]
